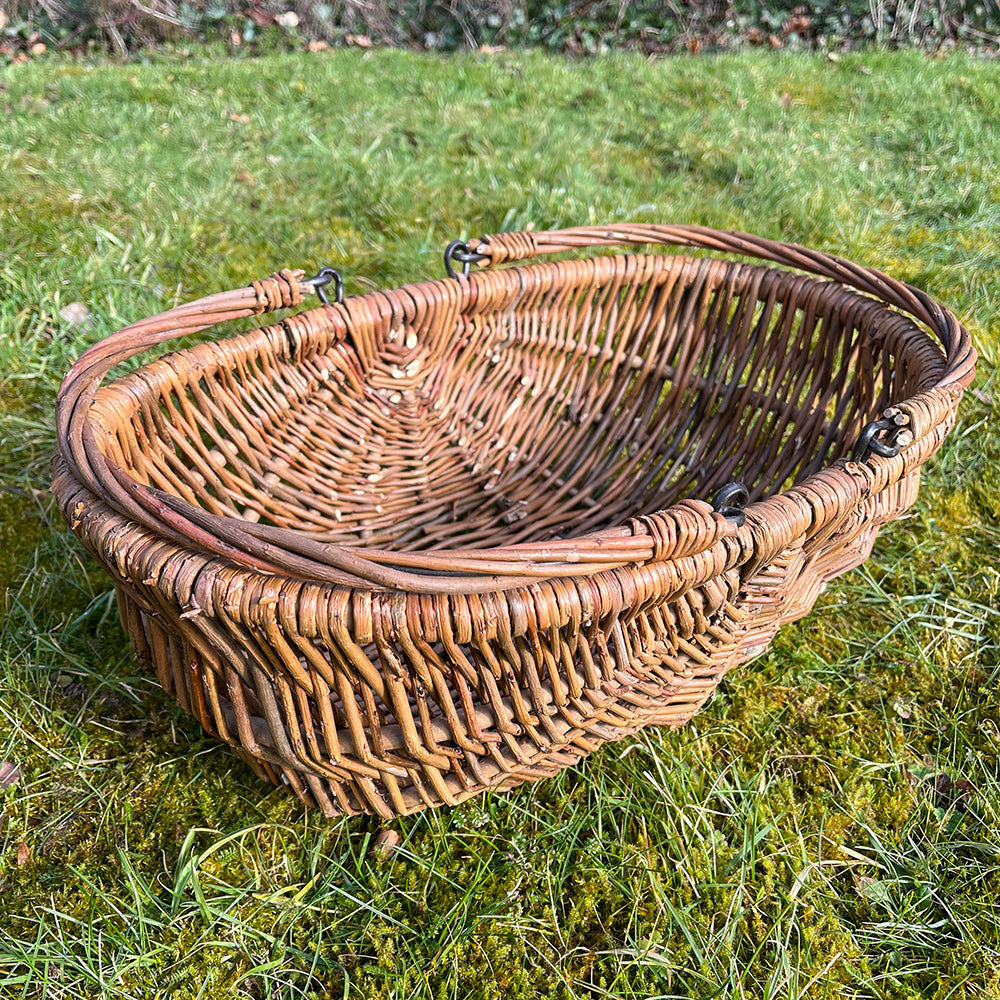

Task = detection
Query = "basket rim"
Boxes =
[53,224,976,594]
[87,256,949,546]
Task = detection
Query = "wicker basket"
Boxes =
[52,225,975,818]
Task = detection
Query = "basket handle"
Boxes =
[57,268,313,436]
[55,270,338,574]
[56,269,324,481]
[55,232,975,594]
[468,224,975,387]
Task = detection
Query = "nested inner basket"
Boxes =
[90,254,946,551]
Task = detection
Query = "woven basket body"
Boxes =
[52,225,975,817]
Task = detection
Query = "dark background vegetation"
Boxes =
[1,0,999,59]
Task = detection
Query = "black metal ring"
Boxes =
[711,482,749,527]
[444,240,489,280]
[851,412,909,462]
[304,267,344,306]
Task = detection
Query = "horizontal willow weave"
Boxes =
[52,225,976,817]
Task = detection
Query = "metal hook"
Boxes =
[304,267,344,306]
[444,240,489,280]
[711,482,749,527]
[851,408,911,462]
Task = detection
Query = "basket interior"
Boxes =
[92,254,946,553]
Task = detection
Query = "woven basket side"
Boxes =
[54,456,753,816]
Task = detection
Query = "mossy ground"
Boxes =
[0,48,998,1000]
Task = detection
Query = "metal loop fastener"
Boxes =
[851,408,912,462]
[711,482,749,527]
[444,240,489,279]
[304,267,345,306]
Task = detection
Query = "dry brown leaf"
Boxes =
[0,762,19,789]
[782,14,812,37]
[346,34,372,48]
[246,6,275,27]
[17,841,31,866]
[372,830,400,855]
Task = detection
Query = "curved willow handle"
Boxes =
[468,224,975,387]
[56,228,976,594]
[57,269,311,479]
[55,270,345,581]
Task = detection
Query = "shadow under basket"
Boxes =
[52,224,975,818]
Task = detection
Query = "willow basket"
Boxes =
[52,224,976,818]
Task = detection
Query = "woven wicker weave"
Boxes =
[52,225,975,818]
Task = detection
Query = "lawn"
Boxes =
[0,46,998,1000]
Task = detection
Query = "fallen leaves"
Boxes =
[782,14,812,38]
[745,27,783,47]
[890,695,914,719]
[245,6,276,28]
[2,761,31,865]
[909,763,979,811]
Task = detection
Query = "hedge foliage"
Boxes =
[1,0,999,57]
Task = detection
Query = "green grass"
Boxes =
[1,46,999,1000]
